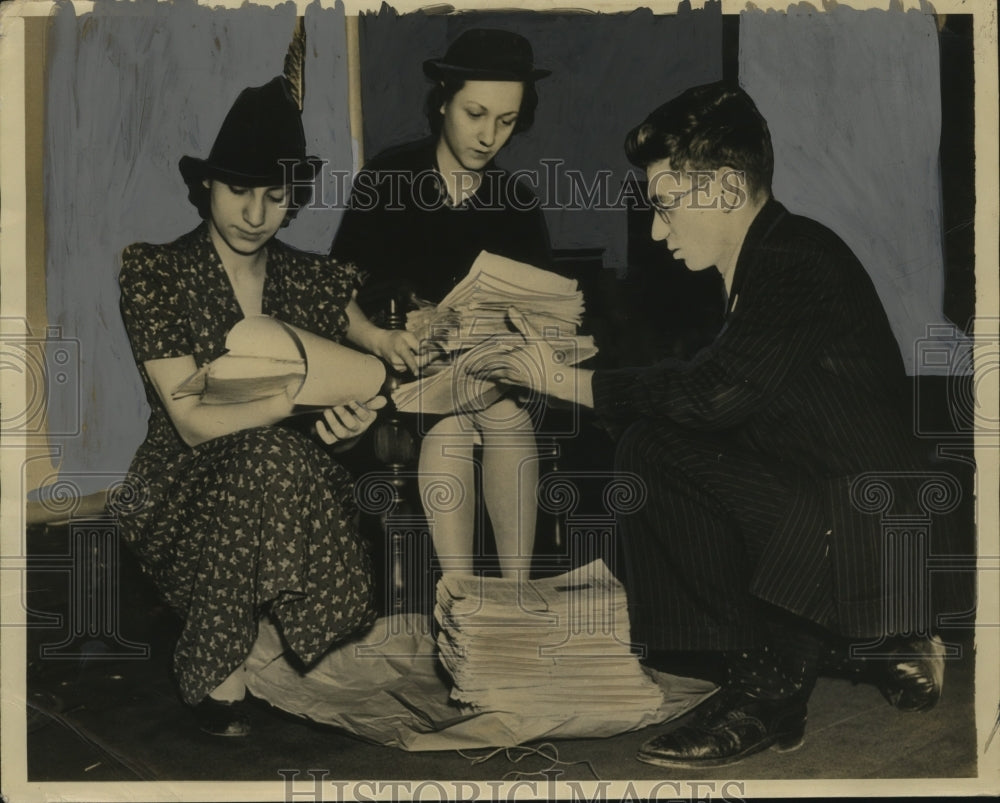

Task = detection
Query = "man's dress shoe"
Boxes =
[637,690,807,769]
[879,635,946,713]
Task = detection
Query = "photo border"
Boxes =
[1,0,997,799]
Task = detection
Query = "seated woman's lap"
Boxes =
[422,397,536,444]
[119,425,372,628]
[115,424,376,704]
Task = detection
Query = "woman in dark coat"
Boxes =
[332,29,552,579]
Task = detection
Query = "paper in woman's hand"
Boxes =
[390,252,598,415]
[172,315,385,411]
[403,251,588,349]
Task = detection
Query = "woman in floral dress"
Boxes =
[114,77,414,736]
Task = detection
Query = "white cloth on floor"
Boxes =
[244,562,716,751]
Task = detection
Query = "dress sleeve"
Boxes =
[282,250,360,342]
[118,243,194,363]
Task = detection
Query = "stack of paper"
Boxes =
[408,252,586,345]
[392,251,598,415]
[434,560,666,716]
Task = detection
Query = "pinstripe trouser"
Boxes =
[616,419,836,655]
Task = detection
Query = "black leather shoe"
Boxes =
[193,697,251,737]
[879,635,945,713]
[637,691,807,769]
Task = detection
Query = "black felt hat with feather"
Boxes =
[178,75,321,189]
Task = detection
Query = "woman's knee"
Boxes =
[421,416,479,456]
[473,397,533,433]
[207,426,324,475]
[424,415,469,439]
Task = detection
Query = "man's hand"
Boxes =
[315,395,388,448]
[469,308,586,406]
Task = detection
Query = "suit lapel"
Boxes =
[726,198,788,318]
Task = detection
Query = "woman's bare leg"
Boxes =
[476,399,538,579]
[418,415,477,575]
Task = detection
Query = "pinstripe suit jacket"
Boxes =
[592,199,927,636]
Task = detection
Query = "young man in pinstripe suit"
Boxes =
[481,82,946,768]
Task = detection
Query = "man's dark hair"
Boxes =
[624,82,774,200]
[425,78,538,137]
[183,178,311,226]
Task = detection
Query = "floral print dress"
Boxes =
[114,224,377,705]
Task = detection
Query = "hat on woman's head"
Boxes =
[423,29,550,82]
[179,76,322,189]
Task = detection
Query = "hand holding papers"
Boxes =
[315,395,388,447]
[172,315,386,413]
[391,251,597,414]
[473,307,587,404]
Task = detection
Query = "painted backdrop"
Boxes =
[39,1,953,495]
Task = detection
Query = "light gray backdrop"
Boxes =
[40,1,952,496]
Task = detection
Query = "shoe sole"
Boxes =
[198,724,251,737]
[636,732,804,769]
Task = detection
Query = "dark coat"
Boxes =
[331,137,551,316]
[593,199,929,637]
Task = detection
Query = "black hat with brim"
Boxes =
[179,155,324,189]
[179,76,321,189]
[423,29,551,83]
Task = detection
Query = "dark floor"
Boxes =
[21,520,980,790]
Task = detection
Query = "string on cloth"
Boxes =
[456,742,602,781]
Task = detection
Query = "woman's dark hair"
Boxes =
[424,78,538,137]
[183,177,313,227]
[624,82,774,200]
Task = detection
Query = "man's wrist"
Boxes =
[548,367,594,408]
[576,368,595,408]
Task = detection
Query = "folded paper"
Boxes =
[173,315,385,410]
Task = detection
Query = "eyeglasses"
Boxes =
[650,186,696,223]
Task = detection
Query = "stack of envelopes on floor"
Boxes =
[434,560,666,716]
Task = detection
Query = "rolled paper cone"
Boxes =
[276,320,386,407]
[220,315,308,399]
[225,315,302,361]
[221,315,385,407]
